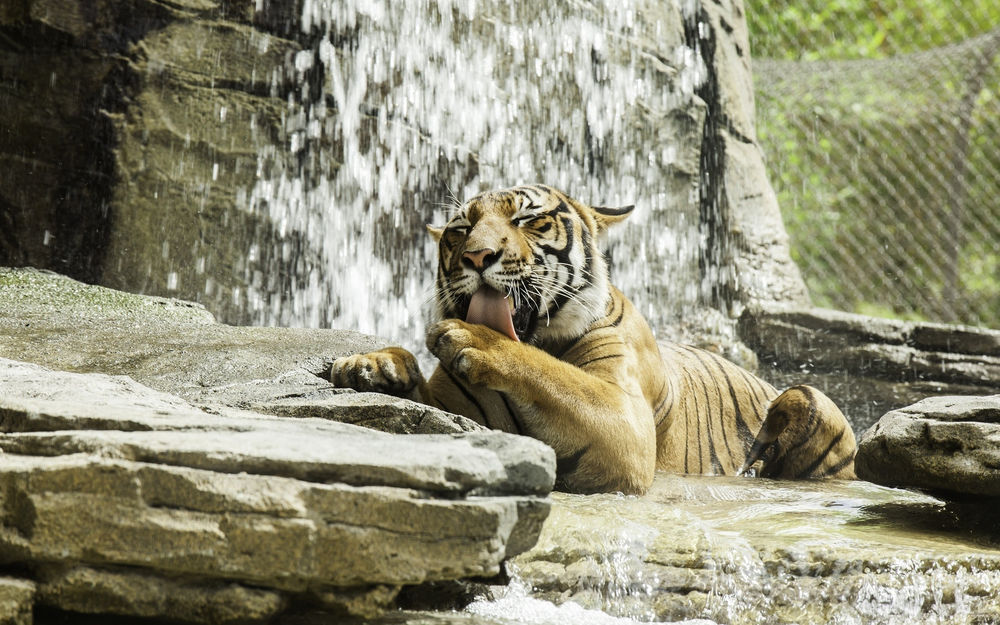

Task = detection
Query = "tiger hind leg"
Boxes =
[739,385,856,479]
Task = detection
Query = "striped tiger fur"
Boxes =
[331,185,856,494]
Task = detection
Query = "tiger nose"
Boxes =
[462,248,499,272]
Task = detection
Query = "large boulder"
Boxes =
[0,268,555,622]
[856,395,1000,499]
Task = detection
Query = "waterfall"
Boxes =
[243,0,709,348]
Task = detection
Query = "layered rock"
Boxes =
[0,0,300,324]
[738,304,1000,432]
[0,269,554,622]
[507,475,1000,625]
[856,394,1000,499]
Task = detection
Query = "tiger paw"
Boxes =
[426,319,507,385]
[329,347,424,396]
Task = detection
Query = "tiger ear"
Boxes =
[426,224,445,242]
[591,204,634,231]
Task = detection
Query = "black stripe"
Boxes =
[760,444,785,478]
[571,340,626,362]
[716,366,756,448]
[681,348,738,471]
[655,395,674,428]
[688,355,724,474]
[779,387,822,459]
[595,294,625,329]
[593,204,635,217]
[580,224,595,295]
[498,392,525,436]
[795,428,846,478]
[442,367,487,421]
[683,380,692,472]
[577,353,625,368]
[817,446,856,478]
[652,378,670,425]
[736,366,773,416]
[554,335,583,360]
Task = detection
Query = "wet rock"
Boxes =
[695,0,810,308]
[0,0,304,322]
[0,359,553,621]
[0,270,555,622]
[738,304,1000,432]
[0,578,34,625]
[856,395,1000,499]
[509,474,1000,625]
[35,566,287,624]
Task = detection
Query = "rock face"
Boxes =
[0,0,306,324]
[0,268,555,622]
[738,304,1000,433]
[856,395,1000,499]
[0,0,807,335]
[507,475,1000,625]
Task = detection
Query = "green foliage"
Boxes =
[748,0,1000,60]
[749,3,1000,328]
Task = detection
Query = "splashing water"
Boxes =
[244,0,709,349]
[473,477,1000,625]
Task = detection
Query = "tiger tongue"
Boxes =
[465,286,519,342]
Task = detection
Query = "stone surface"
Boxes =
[507,474,1000,625]
[35,566,287,624]
[0,578,34,625]
[0,270,555,623]
[694,0,810,309]
[257,391,484,435]
[856,395,1000,499]
[0,359,554,621]
[738,304,1000,432]
[0,267,381,398]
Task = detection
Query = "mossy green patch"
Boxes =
[0,267,216,325]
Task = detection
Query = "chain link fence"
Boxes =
[747,2,1000,328]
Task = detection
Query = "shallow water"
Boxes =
[357,475,1000,625]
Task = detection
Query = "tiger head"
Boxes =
[428,185,633,344]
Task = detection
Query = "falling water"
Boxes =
[243,0,709,349]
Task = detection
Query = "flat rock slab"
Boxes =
[737,304,1000,433]
[0,267,383,399]
[508,474,1000,625]
[739,304,1000,387]
[856,395,1000,498]
[0,357,554,623]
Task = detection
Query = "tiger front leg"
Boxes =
[329,346,429,403]
[427,319,657,494]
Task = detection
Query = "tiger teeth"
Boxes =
[507,297,515,312]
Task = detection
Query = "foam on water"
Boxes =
[466,578,718,625]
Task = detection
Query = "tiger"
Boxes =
[330,184,856,494]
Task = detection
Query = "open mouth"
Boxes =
[458,285,538,342]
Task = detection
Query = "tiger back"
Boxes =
[330,185,856,494]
